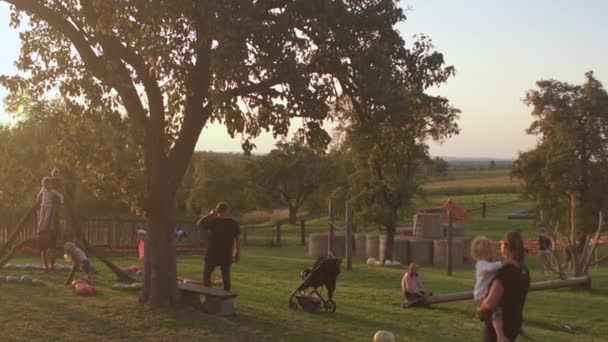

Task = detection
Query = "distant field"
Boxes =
[429,168,510,181]
[422,169,522,195]
[423,175,521,190]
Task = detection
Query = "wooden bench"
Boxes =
[178,282,238,316]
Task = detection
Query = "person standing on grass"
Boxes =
[537,227,553,275]
[479,231,530,342]
[36,176,64,272]
[197,202,241,292]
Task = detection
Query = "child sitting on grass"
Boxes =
[64,242,96,285]
[472,236,505,341]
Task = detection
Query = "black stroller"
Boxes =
[289,256,341,313]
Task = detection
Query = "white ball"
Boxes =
[373,330,396,342]
[384,259,392,265]
[366,258,377,265]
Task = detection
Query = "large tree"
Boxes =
[186,152,253,217]
[513,72,608,235]
[249,139,332,223]
[1,1,418,306]
[334,36,460,261]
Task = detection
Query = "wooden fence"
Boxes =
[0,209,319,249]
[0,210,205,248]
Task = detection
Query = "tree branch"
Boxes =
[219,76,286,100]
[4,0,148,126]
[167,3,214,186]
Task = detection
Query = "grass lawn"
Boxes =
[3,186,605,341]
[1,245,607,341]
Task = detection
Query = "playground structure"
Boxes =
[0,173,133,282]
[422,276,591,306]
[308,199,473,271]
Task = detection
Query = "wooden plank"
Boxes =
[447,210,453,276]
[423,276,591,305]
[178,282,237,299]
[345,201,353,271]
[328,199,334,256]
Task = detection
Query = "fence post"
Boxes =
[447,210,453,276]
[328,199,335,256]
[345,201,353,271]
[300,219,305,246]
[276,221,281,247]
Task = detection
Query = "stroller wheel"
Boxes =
[324,299,336,313]
[289,299,298,310]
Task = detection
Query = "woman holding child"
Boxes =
[478,231,530,342]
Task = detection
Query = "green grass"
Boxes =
[3,169,605,341]
[1,246,607,341]
[422,169,521,195]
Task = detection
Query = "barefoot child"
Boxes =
[64,242,96,285]
[472,237,506,341]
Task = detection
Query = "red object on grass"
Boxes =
[75,285,96,296]
[71,280,87,288]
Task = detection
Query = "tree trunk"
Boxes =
[288,204,297,224]
[383,225,396,262]
[139,170,179,307]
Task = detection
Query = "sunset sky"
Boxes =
[1,0,607,158]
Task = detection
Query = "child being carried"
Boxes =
[472,236,506,342]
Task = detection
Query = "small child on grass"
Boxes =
[471,236,505,342]
[64,241,96,285]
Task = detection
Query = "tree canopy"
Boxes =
[1,0,424,306]
[513,71,608,234]
[332,36,460,261]
[249,139,332,223]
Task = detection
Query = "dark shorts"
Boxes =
[38,230,57,251]
[80,260,94,275]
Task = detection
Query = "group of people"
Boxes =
[35,169,96,284]
[402,230,530,342]
[34,167,242,291]
[35,179,533,341]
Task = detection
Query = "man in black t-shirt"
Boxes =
[197,202,241,292]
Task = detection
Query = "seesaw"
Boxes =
[417,276,590,306]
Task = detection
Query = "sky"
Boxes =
[1,1,607,158]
